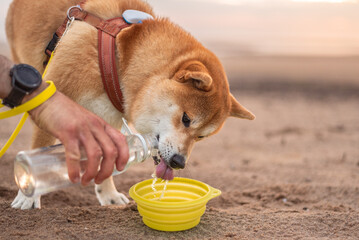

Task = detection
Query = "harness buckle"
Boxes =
[44,33,59,57]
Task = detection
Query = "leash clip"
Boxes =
[53,16,74,53]
[64,16,75,35]
[67,5,83,20]
[54,8,77,53]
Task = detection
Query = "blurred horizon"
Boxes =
[1,0,359,57]
[0,0,358,90]
[148,0,359,57]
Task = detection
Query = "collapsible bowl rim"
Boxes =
[129,177,221,208]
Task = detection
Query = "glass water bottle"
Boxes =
[14,133,158,197]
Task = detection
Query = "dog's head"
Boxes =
[128,58,254,179]
[122,19,254,180]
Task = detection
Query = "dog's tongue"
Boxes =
[156,159,174,180]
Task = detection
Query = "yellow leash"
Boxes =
[0,53,56,158]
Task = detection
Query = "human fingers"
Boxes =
[63,139,81,183]
[79,131,103,186]
[92,125,119,184]
[105,125,129,172]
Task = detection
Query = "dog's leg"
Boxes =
[95,176,129,206]
[12,125,56,210]
[11,192,41,210]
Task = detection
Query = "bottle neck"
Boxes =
[143,134,159,161]
[131,134,159,162]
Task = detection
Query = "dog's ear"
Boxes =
[229,94,255,120]
[174,61,213,91]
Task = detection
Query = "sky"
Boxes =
[1,0,359,56]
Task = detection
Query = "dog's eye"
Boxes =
[182,112,191,128]
[198,136,205,139]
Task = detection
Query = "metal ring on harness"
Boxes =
[67,5,83,20]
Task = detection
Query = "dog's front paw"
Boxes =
[95,185,129,206]
[11,190,41,210]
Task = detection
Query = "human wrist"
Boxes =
[0,56,14,99]
[27,88,58,119]
[21,80,49,104]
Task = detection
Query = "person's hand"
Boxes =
[28,91,129,185]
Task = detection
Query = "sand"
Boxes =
[1,79,359,239]
[0,46,359,239]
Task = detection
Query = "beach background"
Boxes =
[0,0,359,239]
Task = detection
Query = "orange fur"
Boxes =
[6,0,255,161]
[6,0,255,208]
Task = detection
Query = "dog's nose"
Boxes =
[169,154,186,169]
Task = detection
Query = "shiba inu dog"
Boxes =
[6,0,255,209]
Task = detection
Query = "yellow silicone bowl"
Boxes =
[129,177,221,232]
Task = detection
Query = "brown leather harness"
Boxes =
[44,3,130,113]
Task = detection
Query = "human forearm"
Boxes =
[0,55,14,99]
